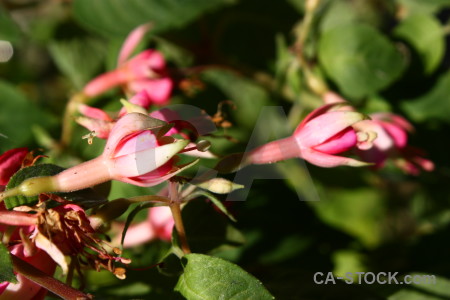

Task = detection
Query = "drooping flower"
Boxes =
[83,24,173,105]
[0,113,191,200]
[355,114,434,174]
[245,104,370,168]
[0,149,56,300]
[0,199,131,297]
[323,91,434,174]
[76,91,215,143]
[0,243,56,300]
[76,91,150,139]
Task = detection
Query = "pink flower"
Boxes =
[76,92,216,153]
[83,24,173,105]
[246,104,369,168]
[355,113,434,174]
[0,148,28,187]
[0,244,56,300]
[2,113,190,199]
[0,202,55,300]
[77,91,162,138]
[323,91,434,174]
[121,206,174,248]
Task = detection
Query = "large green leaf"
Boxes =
[319,23,406,99]
[0,81,55,153]
[0,243,17,284]
[175,254,274,300]
[73,0,236,37]
[401,71,450,123]
[394,14,444,74]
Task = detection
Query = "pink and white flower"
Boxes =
[323,91,434,174]
[1,113,190,199]
[246,103,369,168]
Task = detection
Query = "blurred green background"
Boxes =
[2,0,450,299]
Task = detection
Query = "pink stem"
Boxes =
[83,69,128,97]
[246,136,302,164]
[0,211,37,226]
[11,254,92,300]
[54,156,112,192]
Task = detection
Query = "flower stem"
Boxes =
[11,254,92,300]
[61,93,88,148]
[169,182,191,254]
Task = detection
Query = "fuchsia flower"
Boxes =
[0,149,56,300]
[76,92,217,161]
[0,243,56,300]
[76,91,151,138]
[1,201,131,298]
[324,91,434,174]
[355,114,434,174]
[246,104,370,167]
[83,24,173,105]
[1,113,190,199]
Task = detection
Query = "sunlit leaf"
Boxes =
[319,23,406,99]
[175,254,274,299]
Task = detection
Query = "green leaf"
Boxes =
[394,14,444,74]
[319,0,359,32]
[401,71,450,123]
[0,242,17,284]
[4,164,108,210]
[73,0,236,37]
[48,38,106,89]
[175,254,274,300]
[0,8,21,43]
[0,81,55,153]
[319,23,406,99]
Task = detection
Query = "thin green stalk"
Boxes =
[169,182,191,254]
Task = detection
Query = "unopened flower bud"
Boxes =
[196,178,244,194]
